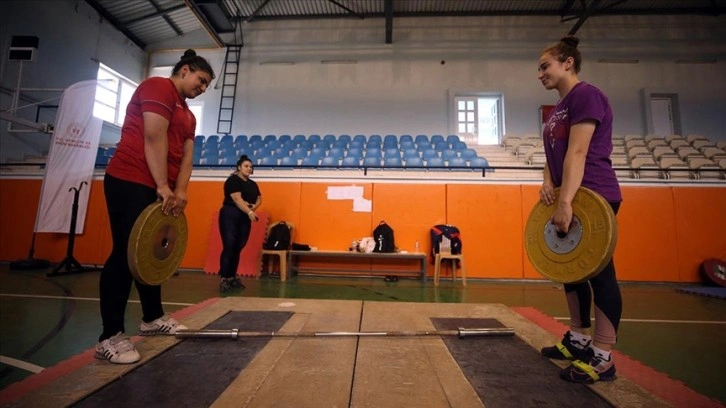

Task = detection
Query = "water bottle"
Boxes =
[415,241,419,253]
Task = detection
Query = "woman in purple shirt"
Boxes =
[537,36,623,384]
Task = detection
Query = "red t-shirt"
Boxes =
[107,77,195,189]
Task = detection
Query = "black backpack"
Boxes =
[264,222,291,250]
[372,221,395,253]
[430,224,462,260]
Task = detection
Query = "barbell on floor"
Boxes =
[175,327,515,340]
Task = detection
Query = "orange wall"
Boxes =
[1,178,724,282]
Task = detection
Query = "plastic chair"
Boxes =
[259,222,294,281]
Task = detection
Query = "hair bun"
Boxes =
[240,154,249,161]
[182,49,197,59]
[560,35,579,48]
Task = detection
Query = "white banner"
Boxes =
[35,80,102,234]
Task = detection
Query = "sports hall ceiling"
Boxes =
[84,0,725,50]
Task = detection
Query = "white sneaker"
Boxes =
[95,332,140,364]
[139,314,187,335]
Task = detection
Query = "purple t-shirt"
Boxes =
[543,82,622,203]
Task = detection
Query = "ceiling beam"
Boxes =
[568,0,601,35]
[122,4,186,26]
[327,0,365,19]
[184,0,225,47]
[149,0,183,36]
[84,0,146,49]
[245,0,273,23]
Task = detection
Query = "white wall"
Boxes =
[149,14,725,141]
[1,3,724,164]
[0,0,145,162]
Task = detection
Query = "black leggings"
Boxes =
[563,202,621,345]
[218,205,252,278]
[99,174,164,342]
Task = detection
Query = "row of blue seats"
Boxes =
[197,146,480,162]
[195,134,463,146]
[198,155,490,170]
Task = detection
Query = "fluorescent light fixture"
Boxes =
[321,60,358,64]
[674,59,717,64]
[259,61,295,65]
[597,59,640,64]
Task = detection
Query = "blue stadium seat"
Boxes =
[310,147,326,158]
[323,134,336,143]
[194,135,205,146]
[259,156,277,166]
[365,140,381,150]
[369,134,382,144]
[341,156,360,168]
[384,148,400,158]
[383,135,397,148]
[430,135,444,144]
[308,134,321,143]
[333,140,348,149]
[447,157,468,171]
[105,147,116,157]
[315,140,331,150]
[399,140,414,150]
[383,156,403,169]
[421,149,438,161]
[416,141,431,151]
[447,135,461,146]
[434,141,449,151]
[293,134,306,143]
[461,149,477,160]
[469,157,490,169]
[328,147,345,159]
[426,157,445,168]
[403,149,419,159]
[404,156,424,170]
[278,134,291,143]
[219,153,237,166]
[302,156,320,166]
[320,156,339,167]
[220,135,233,145]
[249,135,263,144]
[400,134,413,143]
[349,140,364,150]
[453,141,467,151]
[346,147,363,159]
[352,134,366,144]
[363,157,381,167]
[279,156,297,168]
[415,135,429,144]
[263,134,276,144]
[206,135,220,144]
[364,148,382,159]
[291,147,308,159]
[338,134,351,144]
[95,147,109,165]
[441,149,458,161]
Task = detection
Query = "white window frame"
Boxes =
[448,90,505,145]
[93,63,138,127]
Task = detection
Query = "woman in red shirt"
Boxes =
[97,49,214,364]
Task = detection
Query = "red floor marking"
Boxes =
[513,307,725,408]
[0,297,222,405]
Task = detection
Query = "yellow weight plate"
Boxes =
[525,187,617,284]
[128,202,188,286]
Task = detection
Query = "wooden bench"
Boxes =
[288,250,428,282]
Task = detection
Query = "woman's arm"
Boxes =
[172,138,194,216]
[552,120,596,232]
[143,111,175,213]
